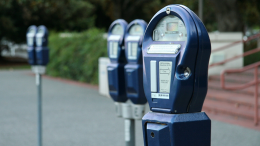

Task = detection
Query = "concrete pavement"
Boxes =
[0,70,260,146]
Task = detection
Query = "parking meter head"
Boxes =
[142,5,211,113]
[107,19,128,63]
[35,25,49,65]
[125,19,147,64]
[36,25,48,47]
[124,19,147,104]
[26,25,37,65]
[107,19,128,103]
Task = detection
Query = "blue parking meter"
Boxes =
[26,25,37,65]
[35,25,49,65]
[142,5,211,146]
[124,19,147,104]
[107,19,128,102]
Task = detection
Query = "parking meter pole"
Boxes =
[36,73,42,146]
[125,118,135,146]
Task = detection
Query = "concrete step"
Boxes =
[206,88,260,109]
[203,99,260,121]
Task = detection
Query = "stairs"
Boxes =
[203,69,260,130]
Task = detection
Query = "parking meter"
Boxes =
[142,5,211,146]
[124,19,147,105]
[142,5,211,114]
[107,19,128,103]
[35,25,49,65]
[26,25,37,65]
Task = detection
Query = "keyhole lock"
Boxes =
[151,132,155,138]
[184,67,191,78]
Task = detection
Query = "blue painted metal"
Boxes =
[107,19,128,102]
[124,19,147,104]
[26,25,37,65]
[142,5,211,113]
[142,112,211,146]
[35,25,49,65]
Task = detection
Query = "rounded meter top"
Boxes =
[36,25,49,47]
[124,19,147,64]
[26,25,37,47]
[142,5,211,114]
[107,19,128,63]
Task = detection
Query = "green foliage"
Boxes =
[46,28,107,84]
[244,40,260,66]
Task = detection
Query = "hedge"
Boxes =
[46,28,107,84]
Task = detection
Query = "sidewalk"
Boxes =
[0,70,260,146]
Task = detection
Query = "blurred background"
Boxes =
[1,0,260,84]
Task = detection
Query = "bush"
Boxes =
[47,28,107,84]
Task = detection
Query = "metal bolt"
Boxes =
[166,7,171,14]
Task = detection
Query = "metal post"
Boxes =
[36,73,42,146]
[199,0,203,22]
[254,67,258,125]
[125,119,135,146]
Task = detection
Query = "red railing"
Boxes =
[220,62,260,125]
[210,33,260,125]
[212,33,260,53]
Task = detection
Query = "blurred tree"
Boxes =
[210,0,260,32]
[0,0,95,44]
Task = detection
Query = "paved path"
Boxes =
[0,70,260,146]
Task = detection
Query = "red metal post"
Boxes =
[255,67,259,125]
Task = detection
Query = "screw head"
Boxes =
[166,7,171,14]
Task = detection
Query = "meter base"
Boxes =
[32,66,46,74]
[142,112,211,146]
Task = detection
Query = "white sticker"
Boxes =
[147,44,181,54]
[125,120,130,141]
[126,36,140,41]
[151,93,169,99]
[159,61,172,93]
[109,42,118,58]
[108,35,121,41]
[128,42,138,60]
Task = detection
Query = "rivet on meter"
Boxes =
[166,7,171,14]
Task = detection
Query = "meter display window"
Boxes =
[111,24,124,35]
[129,24,143,36]
[128,42,138,60]
[109,42,118,58]
[153,15,187,41]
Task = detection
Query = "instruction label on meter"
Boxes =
[159,61,172,93]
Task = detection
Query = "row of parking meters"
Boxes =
[108,4,211,146]
[26,25,49,66]
[107,19,148,118]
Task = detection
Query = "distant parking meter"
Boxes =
[35,25,49,65]
[124,19,147,105]
[26,25,37,65]
[142,5,211,146]
[107,19,128,104]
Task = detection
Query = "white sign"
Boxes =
[151,93,169,99]
[109,42,118,58]
[159,61,172,93]
[128,42,138,60]
[147,44,181,54]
